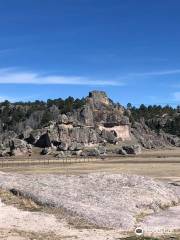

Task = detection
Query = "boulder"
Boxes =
[9,139,24,152]
[98,146,106,155]
[35,132,51,148]
[122,144,142,155]
[118,147,128,156]
[55,151,65,158]
[68,142,77,151]
[166,134,180,147]
[68,142,83,151]
[81,148,100,157]
[55,151,72,158]
[72,150,83,156]
[57,141,69,151]
[25,134,36,145]
[41,148,49,155]
[0,150,9,157]
[8,139,31,156]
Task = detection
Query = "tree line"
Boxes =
[0,97,85,131]
[126,103,180,136]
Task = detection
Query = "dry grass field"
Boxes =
[1,147,180,183]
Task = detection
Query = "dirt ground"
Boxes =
[0,148,180,240]
[1,148,180,183]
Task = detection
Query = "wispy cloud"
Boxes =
[1,67,180,86]
[0,68,123,86]
[129,69,180,77]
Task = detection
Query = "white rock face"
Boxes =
[0,172,179,231]
[99,125,131,141]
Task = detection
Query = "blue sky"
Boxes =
[0,0,180,106]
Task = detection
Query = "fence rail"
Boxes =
[0,152,180,168]
[0,155,105,168]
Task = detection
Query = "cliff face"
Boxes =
[33,91,131,149]
[0,91,179,157]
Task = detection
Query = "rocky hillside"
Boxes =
[0,91,179,157]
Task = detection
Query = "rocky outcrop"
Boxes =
[166,134,180,147]
[27,91,131,155]
[131,121,167,149]
[80,146,106,157]
[9,139,32,156]
[99,125,131,142]
[0,91,179,157]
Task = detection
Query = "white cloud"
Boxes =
[129,69,180,77]
[0,69,123,86]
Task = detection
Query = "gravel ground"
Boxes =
[0,199,126,240]
[0,172,179,231]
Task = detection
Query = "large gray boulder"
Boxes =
[57,141,69,151]
[122,144,142,155]
[80,146,107,157]
[68,142,83,151]
[0,150,9,157]
[9,139,32,156]
[166,134,180,147]
[117,147,128,156]
[35,132,51,148]
[81,148,100,157]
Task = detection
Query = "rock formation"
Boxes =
[0,90,179,157]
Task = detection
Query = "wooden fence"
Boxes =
[0,155,103,168]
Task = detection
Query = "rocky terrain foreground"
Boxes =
[0,198,125,240]
[0,171,179,239]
